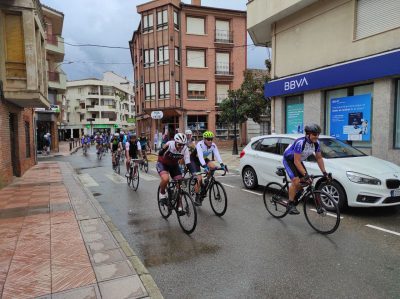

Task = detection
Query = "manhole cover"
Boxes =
[92,192,102,197]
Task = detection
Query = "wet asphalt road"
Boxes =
[48,148,400,299]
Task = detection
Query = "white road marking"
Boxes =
[365,224,400,236]
[139,172,159,181]
[105,173,126,184]
[241,189,262,196]
[310,209,344,219]
[216,174,240,178]
[221,183,235,188]
[78,173,99,187]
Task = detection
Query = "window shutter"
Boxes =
[187,50,205,67]
[216,20,229,31]
[187,17,205,34]
[5,13,26,78]
[356,0,400,39]
[188,83,205,91]
[165,81,170,95]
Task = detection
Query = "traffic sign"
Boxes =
[151,111,163,119]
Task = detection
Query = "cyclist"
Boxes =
[110,133,122,167]
[81,134,91,153]
[139,132,148,158]
[125,133,142,177]
[190,131,226,205]
[157,133,195,214]
[95,132,103,155]
[283,123,329,215]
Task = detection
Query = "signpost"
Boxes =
[151,111,163,119]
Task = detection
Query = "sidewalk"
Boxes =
[0,162,162,299]
[38,141,81,159]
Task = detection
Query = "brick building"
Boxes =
[0,0,49,186]
[129,0,247,145]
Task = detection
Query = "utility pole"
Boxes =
[232,97,238,155]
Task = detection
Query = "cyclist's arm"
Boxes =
[196,142,206,166]
[137,141,142,158]
[158,143,169,156]
[315,151,327,174]
[212,143,223,164]
[184,148,196,174]
[294,153,307,176]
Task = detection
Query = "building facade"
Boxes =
[130,0,247,144]
[35,4,66,152]
[0,0,49,186]
[247,0,400,165]
[65,72,135,137]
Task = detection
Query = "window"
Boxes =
[216,52,231,74]
[187,115,208,139]
[157,46,169,65]
[145,83,156,100]
[176,81,180,99]
[143,14,153,32]
[395,79,400,148]
[187,49,205,67]
[186,16,205,35]
[278,138,294,155]
[175,47,180,65]
[174,11,179,30]
[256,138,279,154]
[356,0,400,39]
[25,122,30,158]
[188,82,206,99]
[216,84,230,104]
[159,81,170,99]
[5,12,26,79]
[157,9,168,29]
[285,95,304,134]
[144,49,155,67]
[215,20,231,42]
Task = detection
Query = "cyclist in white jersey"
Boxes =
[283,123,329,215]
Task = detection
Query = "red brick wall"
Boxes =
[0,102,12,188]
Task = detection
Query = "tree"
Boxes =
[219,69,270,125]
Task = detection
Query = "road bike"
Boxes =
[139,156,149,173]
[113,152,121,174]
[263,167,340,234]
[188,167,228,217]
[97,145,104,160]
[127,159,140,191]
[82,144,88,156]
[157,177,197,234]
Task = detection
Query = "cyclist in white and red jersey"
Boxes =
[157,133,196,214]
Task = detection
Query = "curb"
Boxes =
[71,166,163,299]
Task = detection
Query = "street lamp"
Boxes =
[232,97,238,155]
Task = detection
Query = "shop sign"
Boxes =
[151,111,163,119]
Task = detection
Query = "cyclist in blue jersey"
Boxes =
[283,124,329,215]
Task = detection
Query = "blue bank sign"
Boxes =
[264,49,400,98]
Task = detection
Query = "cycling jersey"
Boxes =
[81,137,90,144]
[125,140,141,159]
[158,141,191,166]
[95,136,103,145]
[139,137,148,148]
[191,140,223,166]
[283,136,320,162]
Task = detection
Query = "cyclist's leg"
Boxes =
[170,165,183,210]
[156,162,169,195]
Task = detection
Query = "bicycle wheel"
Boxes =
[157,186,172,219]
[188,176,197,197]
[116,163,120,175]
[303,190,340,234]
[130,166,139,191]
[177,191,197,234]
[208,181,227,216]
[144,160,149,173]
[263,182,289,218]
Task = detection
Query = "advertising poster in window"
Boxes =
[286,103,304,134]
[330,94,371,141]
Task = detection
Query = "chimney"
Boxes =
[191,0,201,5]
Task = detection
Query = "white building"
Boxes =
[65,72,135,138]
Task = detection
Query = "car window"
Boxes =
[319,138,367,158]
[278,138,294,155]
[251,140,260,150]
[256,137,279,154]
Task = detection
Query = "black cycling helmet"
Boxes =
[304,123,322,134]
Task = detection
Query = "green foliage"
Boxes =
[219,70,270,125]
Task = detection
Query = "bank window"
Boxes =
[157,9,168,29]
[325,84,373,147]
[285,95,304,134]
[143,14,153,32]
[395,79,400,148]
[159,81,170,99]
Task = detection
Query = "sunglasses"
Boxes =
[176,143,184,147]
[205,138,213,141]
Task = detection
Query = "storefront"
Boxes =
[265,49,400,165]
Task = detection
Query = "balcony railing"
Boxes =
[48,71,60,82]
[215,30,233,43]
[215,62,234,75]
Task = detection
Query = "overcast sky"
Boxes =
[42,0,268,81]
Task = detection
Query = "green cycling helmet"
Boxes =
[203,131,214,138]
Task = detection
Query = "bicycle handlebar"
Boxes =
[195,167,227,177]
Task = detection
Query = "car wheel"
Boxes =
[242,166,258,189]
[318,180,347,211]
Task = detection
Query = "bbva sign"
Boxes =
[284,77,309,91]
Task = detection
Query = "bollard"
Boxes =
[69,142,72,151]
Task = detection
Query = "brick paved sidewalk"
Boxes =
[0,162,162,299]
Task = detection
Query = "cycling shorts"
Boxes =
[156,162,182,179]
[190,157,210,173]
[283,158,306,180]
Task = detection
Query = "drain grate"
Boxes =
[92,192,102,197]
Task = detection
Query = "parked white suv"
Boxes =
[239,134,400,210]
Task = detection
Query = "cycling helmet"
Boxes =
[114,133,119,137]
[203,131,214,138]
[304,123,322,134]
[185,129,193,135]
[174,133,187,144]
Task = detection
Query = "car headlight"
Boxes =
[346,171,381,185]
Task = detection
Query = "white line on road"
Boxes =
[105,173,126,184]
[216,174,240,178]
[139,172,159,181]
[241,189,262,196]
[365,224,400,236]
[310,209,344,219]
[221,183,235,188]
[78,173,99,187]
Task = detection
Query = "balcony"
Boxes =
[46,35,65,59]
[214,30,234,45]
[87,105,116,112]
[48,71,66,91]
[215,62,234,78]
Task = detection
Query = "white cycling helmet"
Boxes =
[114,133,119,136]
[185,129,192,135]
[174,133,187,144]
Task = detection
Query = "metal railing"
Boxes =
[215,30,233,43]
[215,62,234,75]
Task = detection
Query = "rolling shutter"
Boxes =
[356,0,400,39]
[5,13,26,78]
